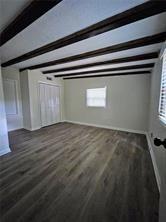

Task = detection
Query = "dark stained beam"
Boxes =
[20,32,165,71]
[63,71,151,80]
[2,1,166,66]
[43,52,158,74]
[0,0,63,46]
[53,63,154,77]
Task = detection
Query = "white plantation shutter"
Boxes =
[86,87,106,107]
[159,51,166,124]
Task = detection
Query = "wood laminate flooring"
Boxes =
[0,123,159,222]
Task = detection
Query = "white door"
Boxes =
[39,83,60,127]
[153,127,166,222]
[150,47,166,222]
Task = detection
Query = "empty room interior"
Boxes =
[0,0,166,222]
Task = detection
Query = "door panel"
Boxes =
[51,85,55,124]
[40,84,46,127]
[157,127,166,222]
[39,83,60,127]
[54,85,60,123]
[149,45,166,222]
[3,79,18,115]
[46,84,52,126]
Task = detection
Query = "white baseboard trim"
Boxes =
[23,121,65,131]
[8,127,23,132]
[31,127,41,131]
[64,120,146,135]
[146,133,161,192]
[0,146,11,156]
[23,126,41,131]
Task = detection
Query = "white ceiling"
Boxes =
[62,68,152,78]
[40,43,162,71]
[51,60,156,76]
[0,0,30,32]
[0,0,165,77]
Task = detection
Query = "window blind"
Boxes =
[159,51,166,124]
[86,87,106,107]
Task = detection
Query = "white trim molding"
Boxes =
[8,126,23,132]
[64,120,146,134]
[146,133,161,192]
[0,146,11,156]
[23,126,41,131]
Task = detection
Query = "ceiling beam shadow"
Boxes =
[2,1,166,66]
[63,71,151,80]
[0,0,63,46]
[43,52,158,74]
[19,32,165,71]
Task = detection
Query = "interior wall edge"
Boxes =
[146,132,161,192]
[0,66,10,156]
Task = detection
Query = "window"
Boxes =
[159,50,166,125]
[86,87,106,107]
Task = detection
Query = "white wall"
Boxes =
[0,67,10,156]
[148,42,166,222]
[20,70,31,130]
[2,67,23,131]
[64,74,150,133]
[20,70,64,131]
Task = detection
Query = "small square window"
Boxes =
[86,87,106,107]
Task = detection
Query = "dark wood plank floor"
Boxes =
[0,123,159,222]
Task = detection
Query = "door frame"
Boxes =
[38,81,62,127]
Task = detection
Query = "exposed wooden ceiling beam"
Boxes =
[53,63,154,77]
[43,52,158,74]
[63,71,151,80]
[2,1,166,67]
[0,0,63,46]
[20,32,166,71]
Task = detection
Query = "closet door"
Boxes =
[40,83,60,127]
[40,83,46,127]
[53,85,60,123]
[46,83,53,126]
[50,85,56,123]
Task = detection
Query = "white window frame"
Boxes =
[159,49,166,125]
[86,87,106,108]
